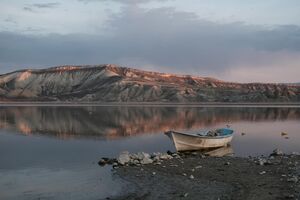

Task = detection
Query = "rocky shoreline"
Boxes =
[100,149,300,200]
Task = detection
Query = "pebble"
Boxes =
[189,175,194,179]
[195,165,202,169]
[259,171,266,175]
[225,162,230,165]
[182,173,187,176]
[285,194,294,199]
[287,176,298,183]
[181,193,189,198]
[152,172,156,175]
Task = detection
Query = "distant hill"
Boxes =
[286,83,300,86]
[0,65,299,102]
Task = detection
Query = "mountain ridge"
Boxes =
[0,64,299,102]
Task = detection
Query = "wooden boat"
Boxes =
[165,128,234,151]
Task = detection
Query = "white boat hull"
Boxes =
[170,131,233,151]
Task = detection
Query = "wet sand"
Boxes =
[111,153,300,200]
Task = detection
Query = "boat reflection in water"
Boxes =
[203,145,234,157]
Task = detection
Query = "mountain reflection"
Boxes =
[0,106,299,139]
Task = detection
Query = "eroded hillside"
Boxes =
[0,65,299,102]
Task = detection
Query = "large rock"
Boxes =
[137,152,153,164]
[140,157,153,165]
[117,151,131,165]
[136,152,150,160]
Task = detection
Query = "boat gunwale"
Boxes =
[169,130,233,139]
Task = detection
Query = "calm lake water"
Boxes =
[0,106,300,199]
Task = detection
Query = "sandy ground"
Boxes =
[110,153,300,200]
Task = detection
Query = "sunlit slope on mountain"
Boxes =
[0,65,299,102]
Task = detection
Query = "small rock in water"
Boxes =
[182,173,187,176]
[152,172,156,176]
[98,159,107,166]
[195,165,202,169]
[224,162,230,166]
[281,132,288,136]
[189,175,194,179]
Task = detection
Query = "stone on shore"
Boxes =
[118,151,131,165]
[270,148,284,156]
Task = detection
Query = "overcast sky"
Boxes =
[0,0,300,83]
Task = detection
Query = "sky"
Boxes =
[0,0,300,83]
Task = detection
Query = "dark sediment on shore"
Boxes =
[108,153,300,200]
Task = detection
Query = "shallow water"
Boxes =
[0,106,300,199]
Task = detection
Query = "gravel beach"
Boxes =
[107,152,300,200]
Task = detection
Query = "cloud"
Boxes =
[1,6,300,82]
[23,6,34,12]
[31,3,60,8]
[78,0,171,4]
[23,2,60,12]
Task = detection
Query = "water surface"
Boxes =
[0,106,300,199]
